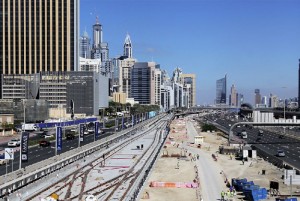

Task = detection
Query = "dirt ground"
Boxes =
[141,116,300,201]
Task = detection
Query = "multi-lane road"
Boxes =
[202,113,300,170]
[0,131,114,176]
[0,117,133,176]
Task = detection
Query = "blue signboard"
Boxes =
[116,118,119,131]
[95,121,99,140]
[132,115,134,126]
[56,126,62,151]
[21,132,29,161]
[79,123,84,142]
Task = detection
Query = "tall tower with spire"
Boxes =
[123,33,132,58]
[93,16,102,49]
[91,17,102,60]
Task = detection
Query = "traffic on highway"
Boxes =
[0,117,131,176]
[199,111,300,171]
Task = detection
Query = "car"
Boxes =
[279,134,285,139]
[39,140,51,147]
[7,138,21,147]
[116,112,124,117]
[66,133,75,140]
[44,134,54,139]
[258,130,264,136]
[277,150,285,157]
[0,159,9,166]
[36,131,48,138]
[88,128,94,134]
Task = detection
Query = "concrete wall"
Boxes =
[284,169,300,185]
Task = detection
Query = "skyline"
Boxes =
[80,0,300,105]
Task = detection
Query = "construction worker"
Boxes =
[233,188,237,196]
[230,190,234,197]
[226,189,231,198]
[220,190,225,201]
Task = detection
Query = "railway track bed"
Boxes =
[16,118,169,201]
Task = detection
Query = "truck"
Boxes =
[22,124,38,131]
[241,131,247,139]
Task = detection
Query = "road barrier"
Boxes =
[0,114,164,198]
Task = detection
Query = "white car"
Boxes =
[7,139,21,147]
[116,112,124,117]
[0,159,9,166]
[44,134,54,139]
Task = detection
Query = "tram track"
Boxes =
[26,115,170,201]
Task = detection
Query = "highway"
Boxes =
[0,131,114,176]
[202,113,300,170]
[0,117,133,176]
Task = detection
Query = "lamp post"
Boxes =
[20,99,26,170]
[283,87,286,135]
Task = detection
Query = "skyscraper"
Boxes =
[124,33,132,58]
[179,74,196,107]
[80,31,91,59]
[0,0,80,75]
[229,84,237,106]
[131,62,160,105]
[254,89,261,106]
[93,16,102,49]
[91,17,102,59]
[216,75,227,104]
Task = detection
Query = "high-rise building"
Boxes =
[110,34,135,97]
[93,17,102,49]
[90,17,111,75]
[160,71,174,111]
[100,42,111,74]
[237,93,244,107]
[261,96,268,106]
[254,89,261,106]
[216,75,227,104]
[269,93,278,108]
[124,33,132,58]
[179,74,196,107]
[172,67,182,83]
[112,56,136,97]
[0,0,80,75]
[80,31,91,59]
[131,62,161,105]
[229,84,237,106]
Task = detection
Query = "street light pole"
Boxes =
[283,86,286,135]
[20,99,25,170]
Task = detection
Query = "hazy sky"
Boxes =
[80,0,300,105]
